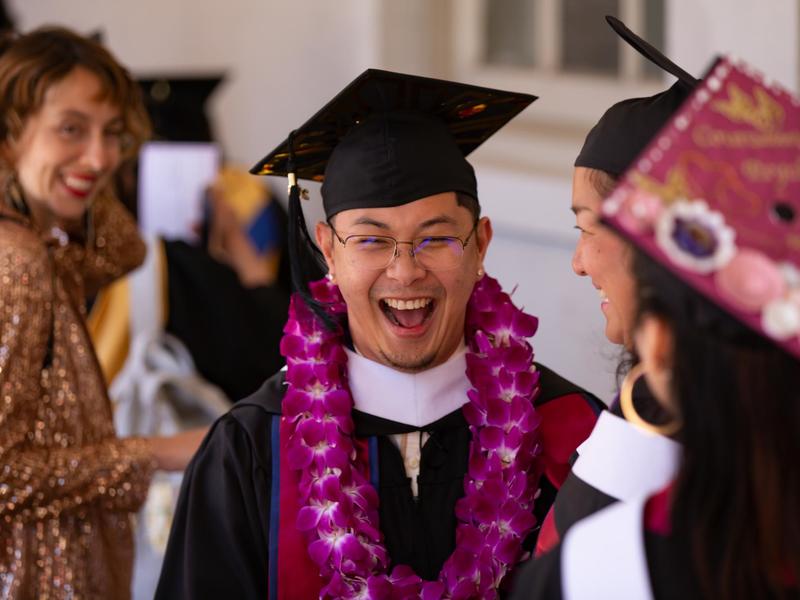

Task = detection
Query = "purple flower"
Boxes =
[309,278,346,308]
[296,491,349,532]
[282,275,544,599]
[341,471,380,514]
[309,526,369,574]
[386,565,423,598]
[471,302,539,347]
[421,581,445,600]
[484,368,538,404]
[287,417,351,470]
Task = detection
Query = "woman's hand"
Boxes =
[148,427,209,472]
[206,187,277,288]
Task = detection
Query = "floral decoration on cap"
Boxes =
[602,56,800,359]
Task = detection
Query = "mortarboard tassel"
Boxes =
[285,131,338,331]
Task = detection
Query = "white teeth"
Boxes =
[598,289,608,302]
[385,298,432,310]
[64,176,94,192]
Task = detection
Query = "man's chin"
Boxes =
[379,349,438,373]
[374,335,438,372]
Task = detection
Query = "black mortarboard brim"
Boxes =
[250,68,536,218]
[574,16,700,177]
[250,68,535,320]
[138,75,224,142]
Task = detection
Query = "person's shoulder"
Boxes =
[192,371,286,472]
[534,362,604,414]
[0,216,46,262]
[226,371,286,429]
[508,543,565,600]
[0,218,51,291]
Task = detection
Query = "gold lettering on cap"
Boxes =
[711,84,785,132]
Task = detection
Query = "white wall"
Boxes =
[668,0,799,91]
[11,0,799,402]
[11,0,380,166]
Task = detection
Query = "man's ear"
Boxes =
[315,220,336,276]
[475,216,493,264]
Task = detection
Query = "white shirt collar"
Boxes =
[571,410,680,501]
[344,344,471,427]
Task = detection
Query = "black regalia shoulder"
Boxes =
[156,374,284,599]
[232,370,286,415]
[533,362,603,412]
[203,370,286,460]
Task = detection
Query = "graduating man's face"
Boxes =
[317,192,492,372]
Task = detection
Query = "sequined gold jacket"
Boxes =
[0,194,155,599]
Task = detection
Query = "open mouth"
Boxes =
[62,174,97,198]
[380,297,435,329]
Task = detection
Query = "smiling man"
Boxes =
[322,191,483,373]
[156,70,602,599]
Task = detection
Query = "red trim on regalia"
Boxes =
[643,482,674,536]
[278,417,323,599]
[534,507,561,557]
[536,393,599,487]
[277,419,374,598]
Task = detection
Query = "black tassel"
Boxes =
[285,133,340,331]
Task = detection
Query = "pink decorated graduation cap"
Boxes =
[601,56,800,360]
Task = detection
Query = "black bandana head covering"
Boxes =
[320,111,478,220]
[574,16,700,177]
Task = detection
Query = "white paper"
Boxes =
[137,142,221,242]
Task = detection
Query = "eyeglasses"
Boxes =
[330,223,478,271]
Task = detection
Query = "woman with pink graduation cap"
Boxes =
[512,55,800,600]
[536,16,696,555]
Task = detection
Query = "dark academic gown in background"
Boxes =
[163,240,290,401]
[155,364,602,599]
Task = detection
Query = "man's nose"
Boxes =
[385,242,426,285]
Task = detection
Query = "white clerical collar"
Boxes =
[344,344,471,428]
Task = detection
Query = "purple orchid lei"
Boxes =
[279,274,542,599]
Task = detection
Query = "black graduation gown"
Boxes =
[536,379,675,554]
[509,519,700,599]
[155,364,602,599]
[510,489,800,600]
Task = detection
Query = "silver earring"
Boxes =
[326,272,334,281]
[477,267,484,277]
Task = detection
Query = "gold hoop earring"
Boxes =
[620,363,681,437]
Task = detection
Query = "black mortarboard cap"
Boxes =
[138,75,224,142]
[250,68,535,318]
[251,68,536,219]
[574,16,700,177]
